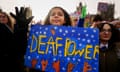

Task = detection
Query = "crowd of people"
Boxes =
[0,5,120,72]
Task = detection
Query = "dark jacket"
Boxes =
[99,43,119,72]
[0,23,17,71]
[0,23,28,72]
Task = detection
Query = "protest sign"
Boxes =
[24,24,99,72]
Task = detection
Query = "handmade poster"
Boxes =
[98,2,108,12]
[24,24,99,72]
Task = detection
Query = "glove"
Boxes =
[10,7,34,29]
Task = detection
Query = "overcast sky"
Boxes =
[0,0,120,22]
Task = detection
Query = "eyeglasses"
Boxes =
[101,29,112,33]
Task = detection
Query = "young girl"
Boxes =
[29,6,72,72]
[44,6,72,26]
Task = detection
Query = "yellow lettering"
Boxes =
[93,45,99,58]
[75,49,85,56]
[30,35,37,53]
[30,34,99,60]
[64,38,76,56]
[64,38,70,56]
[38,35,46,54]
[67,41,76,55]
[85,45,92,59]
[46,36,55,55]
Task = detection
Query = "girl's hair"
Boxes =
[44,6,71,26]
[97,22,120,45]
[0,11,13,29]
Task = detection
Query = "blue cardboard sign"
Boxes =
[24,24,99,72]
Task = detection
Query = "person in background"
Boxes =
[90,14,103,28]
[111,20,120,71]
[97,22,120,72]
[113,20,120,30]
[0,11,14,32]
[0,11,17,72]
[114,21,120,65]
[71,17,79,27]
[0,7,33,72]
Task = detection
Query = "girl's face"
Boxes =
[100,24,112,42]
[49,8,65,26]
[0,13,8,24]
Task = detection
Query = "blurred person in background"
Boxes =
[90,14,103,28]
[112,20,120,30]
[0,7,33,72]
[0,11,14,32]
[71,16,78,27]
[0,11,18,72]
[97,22,120,72]
[110,20,120,71]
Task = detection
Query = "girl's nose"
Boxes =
[54,14,59,17]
